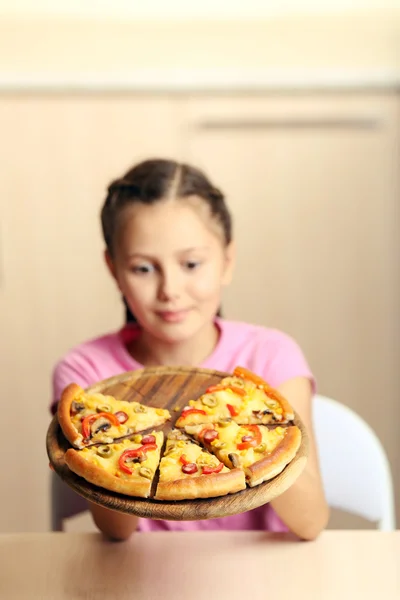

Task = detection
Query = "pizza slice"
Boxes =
[58,383,170,449]
[154,429,246,500]
[175,366,294,428]
[64,431,164,498]
[185,420,301,487]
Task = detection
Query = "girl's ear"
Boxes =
[222,240,236,286]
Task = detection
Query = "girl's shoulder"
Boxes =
[51,328,138,411]
[211,319,314,390]
[217,318,301,350]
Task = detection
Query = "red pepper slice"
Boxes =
[118,444,157,474]
[228,386,247,397]
[236,425,262,450]
[206,384,247,397]
[179,454,190,465]
[205,385,221,393]
[180,408,207,418]
[227,404,239,417]
[81,412,120,439]
[202,463,224,475]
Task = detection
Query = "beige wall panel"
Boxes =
[184,93,400,526]
[0,94,184,531]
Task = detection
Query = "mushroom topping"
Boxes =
[228,453,240,468]
[91,416,112,435]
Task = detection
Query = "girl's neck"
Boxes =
[127,322,220,368]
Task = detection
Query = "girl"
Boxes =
[51,159,329,541]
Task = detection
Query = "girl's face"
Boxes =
[106,198,234,344]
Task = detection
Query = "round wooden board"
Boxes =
[47,366,309,521]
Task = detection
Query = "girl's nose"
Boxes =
[157,269,182,301]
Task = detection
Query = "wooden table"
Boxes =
[0,530,398,599]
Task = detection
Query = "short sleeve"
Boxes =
[50,358,94,415]
[261,331,316,393]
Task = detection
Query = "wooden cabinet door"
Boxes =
[183,93,400,524]
[0,94,185,532]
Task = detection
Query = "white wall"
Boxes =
[0,0,398,19]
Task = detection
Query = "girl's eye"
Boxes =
[184,261,201,271]
[131,264,154,274]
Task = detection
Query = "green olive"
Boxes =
[255,442,267,453]
[96,445,113,458]
[201,395,218,408]
[96,405,111,413]
[134,405,147,413]
[139,467,153,480]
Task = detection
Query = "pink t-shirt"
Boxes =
[51,318,315,533]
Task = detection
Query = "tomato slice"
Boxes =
[182,463,198,474]
[236,425,262,450]
[202,463,224,475]
[81,412,120,439]
[118,444,157,474]
[115,411,129,424]
[227,404,239,417]
[203,429,219,443]
[141,434,156,445]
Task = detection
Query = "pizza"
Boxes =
[154,429,246,500]
[65,431,164,498]
[184,421,301,487]
[175,366,294,428]
[58,383,171,449]
[55,366,302,501]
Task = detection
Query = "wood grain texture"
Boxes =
[47,366,309,520]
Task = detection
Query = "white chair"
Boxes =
[313,394,396,531]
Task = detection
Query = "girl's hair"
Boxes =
[100,158,232,323]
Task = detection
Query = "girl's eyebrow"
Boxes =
[178,246,210,254]
[126,253,153,260]
[127,247,210,260]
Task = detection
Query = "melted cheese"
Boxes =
[158,438,229,482]
[182,376,283,424]
[78,431,163,480]
[71,391,170,443]
[207,423,286,469]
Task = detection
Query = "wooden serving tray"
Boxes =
[47,366,309,521]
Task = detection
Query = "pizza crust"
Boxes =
[154,468,246,501]
[65,448,153,498]
[263,390,295,422]
[244,426,302,487]
[58,383,86,449]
